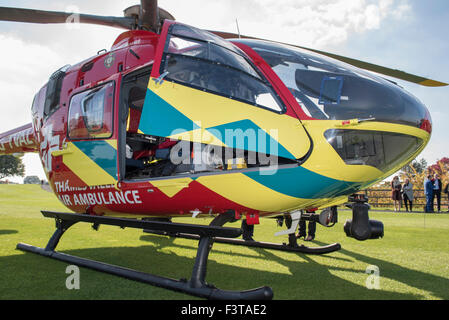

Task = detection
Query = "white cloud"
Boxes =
[0,35,66,130]
[270,0,411,47]
[161,0,412,48]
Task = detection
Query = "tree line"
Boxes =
[382,157,449,189]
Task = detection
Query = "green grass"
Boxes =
[1,185,448,300]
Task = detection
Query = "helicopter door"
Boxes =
[138,22,311,165]
[64,81,118,187]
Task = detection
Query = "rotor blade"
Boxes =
[211,30,448,87]
[0,7,136,30]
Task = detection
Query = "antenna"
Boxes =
[235,18,241,38]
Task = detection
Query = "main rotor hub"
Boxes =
[124,5,141,20]
[124,3,175,32]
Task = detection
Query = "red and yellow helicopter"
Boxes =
[0,1,447,300]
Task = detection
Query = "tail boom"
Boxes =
[0,123,38,155]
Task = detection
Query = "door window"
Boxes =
[68,82,114,139]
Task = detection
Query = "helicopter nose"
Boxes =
[416,99,432,134]
[324,85,431,175]
[399,88,432,134]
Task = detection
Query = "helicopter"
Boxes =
[0,0,447,300]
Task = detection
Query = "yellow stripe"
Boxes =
[63,142,117,186]
[340,121,430,140]
[105,139,117,149]
[196,173,304,212]
[150,177,193,198]
[150,171,346,212]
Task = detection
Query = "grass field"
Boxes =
[1,184,448,300]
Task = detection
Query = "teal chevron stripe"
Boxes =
[206,119,296,159]
[73,140,117,179]
[244,166,369,199]
[139,88,200,137]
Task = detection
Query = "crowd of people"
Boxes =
[391,174,448,213]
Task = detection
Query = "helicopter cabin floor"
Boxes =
[0,184,449,300]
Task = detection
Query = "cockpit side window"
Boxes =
[44,66,69,118]
[159,25,286,113]
[68,82,114,140]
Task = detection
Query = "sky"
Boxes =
[0,0,448,183]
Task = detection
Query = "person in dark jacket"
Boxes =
[391,176,402,212]
[444,182,449,212]
[432,173,442,212]
[424,175,434,213]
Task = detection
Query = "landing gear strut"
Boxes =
[148,210,341,255]
[17,211,273,300]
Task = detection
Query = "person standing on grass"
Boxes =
[424,175,434,213]
[443,182,449,212]
[402,178,414,212]
[432,173,442,212]
[391,176,402,212]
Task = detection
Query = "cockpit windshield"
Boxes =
[233,39,430,129]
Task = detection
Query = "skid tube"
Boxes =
[145,211,341,255]
[16,211,273,300]
[144,231,341,255]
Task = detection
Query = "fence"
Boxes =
[360,189,448,210]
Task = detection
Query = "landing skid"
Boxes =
[144,230,341,255]
[16,211,273,300]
